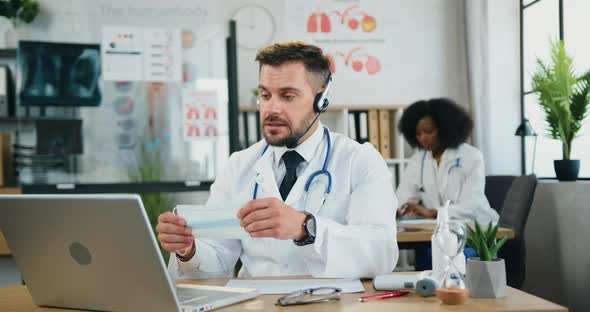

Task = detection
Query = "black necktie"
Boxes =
[279,151,304,200]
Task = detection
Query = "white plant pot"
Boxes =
[465,257,507,298]
[4,28,18,49]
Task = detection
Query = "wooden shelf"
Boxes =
[0,49,16,58]
[384,158,409,165]
[0,187,21,194]
[0,117,84,128]
[0,117,35,127]
[239,104,408,112]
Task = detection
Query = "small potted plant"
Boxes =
[464,222,509,298]
[251,87,259,105]
[0,0,40,48]
[531,40,590,181]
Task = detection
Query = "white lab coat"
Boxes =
[168,126,399,279]
[396,143,499,225]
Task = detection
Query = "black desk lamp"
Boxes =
[515,118,537,173]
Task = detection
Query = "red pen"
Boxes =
[357,291,410,302]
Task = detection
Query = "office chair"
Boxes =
[485,175,517,214]
[496,174,538,289]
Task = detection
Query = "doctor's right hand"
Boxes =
[156,212,195,258]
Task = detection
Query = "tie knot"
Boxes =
[282,151,304,170]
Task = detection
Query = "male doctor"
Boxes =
[157,41,398,278]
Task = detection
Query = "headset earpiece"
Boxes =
[313,73,332,113]
[313,93,329,113]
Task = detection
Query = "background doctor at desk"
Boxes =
[395,98,499,270]
[396,98,499,225]
[156,41,399,279]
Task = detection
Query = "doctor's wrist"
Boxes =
[176,240,196,262]
[294,212,307,240]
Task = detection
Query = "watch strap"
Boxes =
[294,212,316,246]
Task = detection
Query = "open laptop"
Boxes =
[0,194,257,312]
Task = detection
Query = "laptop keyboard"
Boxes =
[175,287,208,304]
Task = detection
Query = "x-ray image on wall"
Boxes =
[18,41,102,107]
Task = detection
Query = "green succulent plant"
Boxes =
[531,40,590,160]
[466,222,509,262]
[0,0,40,26]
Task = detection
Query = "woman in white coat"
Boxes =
[396,98,498,225]
[396,98,498,270]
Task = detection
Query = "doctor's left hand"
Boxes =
[402,202,438,219]
[237,197,307,240]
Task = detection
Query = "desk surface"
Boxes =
[397,223,514,243]
[0,187,21,256]
[0,277,567,312]
[0,231,9,256]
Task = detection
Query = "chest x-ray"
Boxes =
[18,41,101,106]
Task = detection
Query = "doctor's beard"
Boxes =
[262,110,316,147]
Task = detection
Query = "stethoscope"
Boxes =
[417,150,462,194]
[252,127,333,211]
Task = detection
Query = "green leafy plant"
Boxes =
[466,222,509,261]
[0,0,40,26]
[531,40,590,160]
[127,135,173,263]
[251,88,259,97]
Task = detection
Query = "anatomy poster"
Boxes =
[182,89,219,141]
[285,0,396,105]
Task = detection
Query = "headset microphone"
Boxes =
[284,73,332,149]
[285,112,320,148]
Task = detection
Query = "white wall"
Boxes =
[480,0,521,175]
[235,0,470,108]
[0,0,521,176]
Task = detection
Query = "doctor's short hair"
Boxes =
[399,98,474,149]
[255,41,331,91]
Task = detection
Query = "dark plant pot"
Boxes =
[554,159,580,181]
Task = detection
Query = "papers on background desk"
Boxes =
[397,218,438,225]
[225,279,365,294]
[174,200,249,239]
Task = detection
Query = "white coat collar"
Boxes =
[425,145,462,167]
[441,145,462,166]
[252,123,327,206]
[252,144,281,200]
[282,125,327,206]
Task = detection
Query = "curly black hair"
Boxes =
[399,98,473,149]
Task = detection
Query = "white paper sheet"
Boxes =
[174,201,248,239]
[397,218,438,225]
[225,279,365,294]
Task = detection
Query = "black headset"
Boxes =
[313,73,332,113]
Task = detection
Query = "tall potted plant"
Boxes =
[531,40,590,181]
[127,134,173,263]
[464,222,509,298]
[0,0,40,48]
